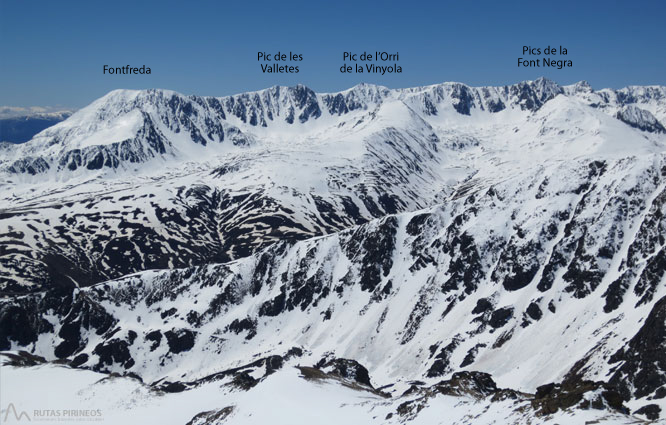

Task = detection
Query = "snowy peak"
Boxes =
[322,83,391,115]
[223,84,321,126]
[507,77,564,110]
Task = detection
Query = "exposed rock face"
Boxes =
[616,105,666,133]
[186,406,234,425]
[634,404,661,420]
[395,370,630,421]
[317,358,374,388]
[531,381,627,416]
[608,295,666,403]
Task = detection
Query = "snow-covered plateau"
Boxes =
[1,78,665,424]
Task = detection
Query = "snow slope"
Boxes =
[0,362,646,425]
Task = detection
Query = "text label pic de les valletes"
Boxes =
[258,52,303,73]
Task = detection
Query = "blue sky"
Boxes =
[1,0,665,108]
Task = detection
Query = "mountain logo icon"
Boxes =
[2,403,31,421]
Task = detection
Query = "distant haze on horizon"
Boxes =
[1,0,665,108]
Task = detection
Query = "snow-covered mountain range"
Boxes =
[1,78,665,424]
